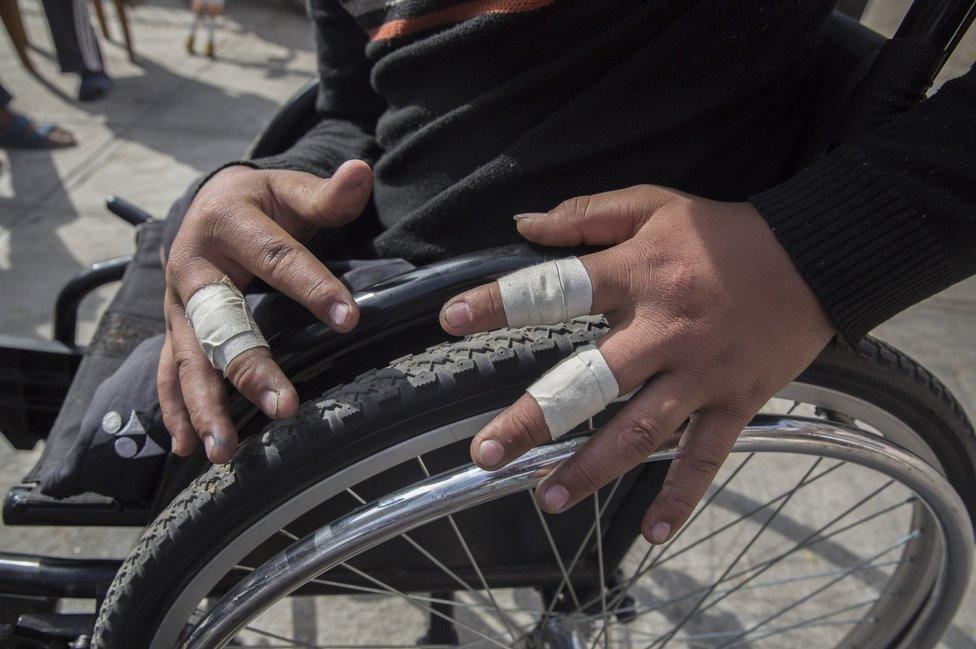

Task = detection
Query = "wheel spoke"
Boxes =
[715,529,921,648]
[624,612,868,646]
[594,491,611,649]
[651,457,827,648]
[696,479,896,614]
[226,618,319,648]
[344,487,511,626]
[725,493,912,586]
[584,458,840,621]
[620,594,875,644]
[339,562,514,649]
[238,550,901,640]
[416,456,521,641]
[587,452,756,646]
[539,477,624,630]
[531,490,583,611]
[227,645,458,649]
[304,575,546,615]
[649,461,843,573]
[565,555,906,630]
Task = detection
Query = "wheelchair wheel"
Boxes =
[91,319,976,649]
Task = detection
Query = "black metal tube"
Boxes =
[0,552,120,598]
[896,0,976,50]
[3,487,150,527]
[105,195,153,227]
[946,1,976,60]
[53,255,132,347]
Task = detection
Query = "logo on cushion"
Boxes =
[102,410,166,460]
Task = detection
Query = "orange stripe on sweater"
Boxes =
[368,0,555,41]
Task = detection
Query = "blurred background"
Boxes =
[0,0,974,645]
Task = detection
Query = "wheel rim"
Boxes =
[183,417,973,649]
[137,385,973,649]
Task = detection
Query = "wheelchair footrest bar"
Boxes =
[3,486,151,527]
[11,612,96,644]
[0,552,120,598]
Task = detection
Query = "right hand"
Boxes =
[159,160,373,463]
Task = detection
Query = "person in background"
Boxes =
[40,0,111,101]
[185,0,224,59]
[0,80,76,148]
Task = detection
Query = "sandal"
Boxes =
[0,114,77,149]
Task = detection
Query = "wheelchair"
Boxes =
[1,2,976,647]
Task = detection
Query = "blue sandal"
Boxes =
[0,114,77,149]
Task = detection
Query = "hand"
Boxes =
[160,160,373,463]
[439,185,835,543]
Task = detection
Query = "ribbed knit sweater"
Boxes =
[171,0,976,342]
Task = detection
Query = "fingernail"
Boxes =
[444,302,472,329]
[260,390,279,417]
[542,484,570,512]
[478,439,505,467]
[203,433,216,458]
[513,212,546,222]
[650,522,672,544]
[330,302,350,328]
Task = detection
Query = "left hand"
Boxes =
[439,185,836,544]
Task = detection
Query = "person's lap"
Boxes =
[32,211,416,504]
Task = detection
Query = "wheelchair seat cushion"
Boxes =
[36,257,416,505]
[25,219,167,500]
[40,335,169,503]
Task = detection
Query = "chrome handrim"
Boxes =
[184,419,971,649]
[141,386,973,649]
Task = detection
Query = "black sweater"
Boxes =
[178,0,976,342]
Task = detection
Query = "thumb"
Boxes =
[267,160,374,236]
[515,184,676,247]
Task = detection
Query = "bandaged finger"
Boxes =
[185,278,269,374]
[527,345,619,439]
[498,257,592,327]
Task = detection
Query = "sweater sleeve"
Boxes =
[750,64,976,342]
[163,0,383,255]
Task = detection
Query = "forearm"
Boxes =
[751,65,976,342]
[248,116,379,177]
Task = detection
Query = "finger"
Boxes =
[533,375,699,513]
[470,392,551,470]
[440,246,624,336]
[267,160,373,237]
[224,346,300,421]
[168,252,300,420]
[167,291,238,463]
[470,327,666,470]
[594,311,670,398]
[641,408,749,544]
[204,204,358,332]
[514,185,675,247]
[157,330,196,457]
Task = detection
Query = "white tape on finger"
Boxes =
[497,257,592,327]
[527,345,619,439]
[185,278,269,374]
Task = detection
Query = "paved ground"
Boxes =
[0,0,974,646]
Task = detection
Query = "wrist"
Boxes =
[736,200,837,344]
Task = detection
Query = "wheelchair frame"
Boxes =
[0,0,973,644]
